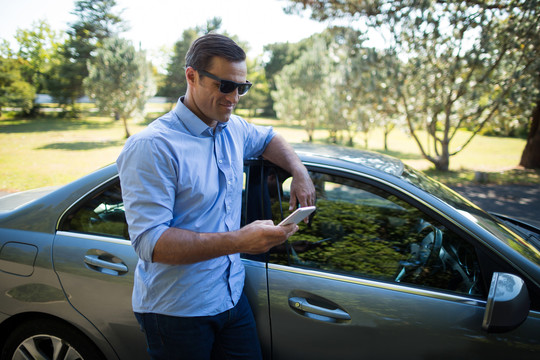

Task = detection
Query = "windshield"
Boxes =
[400,166,540,264]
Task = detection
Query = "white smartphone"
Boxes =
[278,206,316,226]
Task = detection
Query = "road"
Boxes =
[452,184,540,228]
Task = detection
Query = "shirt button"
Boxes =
[218,160,223,164]
[227,180,232,185]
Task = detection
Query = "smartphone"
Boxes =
[278,206,316,226]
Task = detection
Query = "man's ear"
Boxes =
[185,67,197,86]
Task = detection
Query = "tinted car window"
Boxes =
[267,168,483,297]
[60,180,128,239]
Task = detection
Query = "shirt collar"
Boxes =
[173,96,228,137]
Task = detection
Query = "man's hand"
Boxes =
[261,134,316,220]
[153,220,298,265]
[237,220,298,254]
[289,170,316,211]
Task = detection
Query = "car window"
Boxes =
[59,180,128,240]
[266,168,484,298]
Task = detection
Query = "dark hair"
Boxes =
[185,33,246,71]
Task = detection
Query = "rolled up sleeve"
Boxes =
[240,119,275,159]
[117,137,177,262]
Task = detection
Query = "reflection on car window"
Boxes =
[60,180,128,240]
[267,170,484,297]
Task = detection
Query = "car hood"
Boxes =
[0,186,60,212]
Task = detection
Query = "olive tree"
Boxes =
[0,56,35,116]
[84,37,156,138]
[287,0,540,170]
[49,0,126,113]
[272,37,335,142]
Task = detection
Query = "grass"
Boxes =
[0,116,147,191]
[1,108,539,192]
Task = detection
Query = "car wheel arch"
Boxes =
[0,312,109,360]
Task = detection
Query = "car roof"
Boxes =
[292,143,405,177]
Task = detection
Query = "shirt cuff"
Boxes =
[134,224,169,263]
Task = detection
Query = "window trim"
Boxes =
[56,175,122,234]
[268,262,486,307]
[55,230,130,245]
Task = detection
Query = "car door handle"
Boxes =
[288,297,351,321]
[84,254,128,275]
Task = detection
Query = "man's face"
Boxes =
[189,57,247,127]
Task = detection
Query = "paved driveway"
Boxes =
[453,184,540,228]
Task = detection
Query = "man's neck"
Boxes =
[182,94,218,129]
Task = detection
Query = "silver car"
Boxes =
[1,144,539,360]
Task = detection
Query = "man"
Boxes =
[117,33,315,360]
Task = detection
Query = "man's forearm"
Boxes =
[262,134,316,209]
[151,220,298,265]
[152,227,236,264]
[262,134,307,177]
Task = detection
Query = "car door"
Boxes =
[258,163,540,359]
[54,178,148,360]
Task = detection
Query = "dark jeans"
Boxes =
[134,292,263,360]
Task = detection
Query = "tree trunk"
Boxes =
[433,140,450,171]
[519,100,540,169]
[433,156,450,171]
[122,116,131,138]
[307,129,314,143]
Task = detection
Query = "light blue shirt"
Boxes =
[117,97,275,316]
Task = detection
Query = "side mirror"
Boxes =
[482,272,530,333]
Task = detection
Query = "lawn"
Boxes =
[1,110,538,192]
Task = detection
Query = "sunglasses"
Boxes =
[196,69,252,96]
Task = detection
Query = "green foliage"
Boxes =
[84,37,156,137]
[0,57,36,114]
[272,35,334,142]
[285,0,539,170]
[14,20,60,95]
[0,20,60,116]
[48,0,126,110]
[158,28,199,101]
[272,27,399,145]
[240,56,271,116]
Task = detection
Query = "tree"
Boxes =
[159,18,222,102]
[159,28,198,102]
[1,21,60,116]
[14,20,60,94]
[519,80,540,168]
[0,57,35,116]
[240,56,271,117]
[287,0,540,170]
[273,37,336,142]
[263,40,312,116]
[48,0,126,113]
[84,37,156,138]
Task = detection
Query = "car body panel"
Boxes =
[53,231,146,360]
[0,229,121,360]
[267,264,540,359]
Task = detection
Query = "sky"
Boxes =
[0,0,332,66]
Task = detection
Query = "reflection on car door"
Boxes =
[260,164,540,359]
[54,179,148,360]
